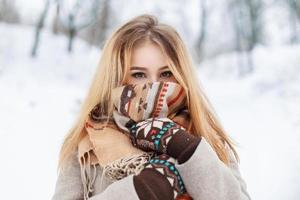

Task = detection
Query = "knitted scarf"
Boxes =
[78,81,192,199]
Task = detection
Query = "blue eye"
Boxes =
[160,71,173,78]
[131,72,146,79]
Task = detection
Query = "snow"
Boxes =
[0,23,99,199]
[0,23,299,199]
[199,45,300,199]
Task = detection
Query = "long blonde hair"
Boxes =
[57,14,240,171]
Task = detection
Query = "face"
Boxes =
[123,42,178,85]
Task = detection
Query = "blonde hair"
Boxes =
[57,14,240,171]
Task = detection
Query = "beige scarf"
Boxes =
[78,81,191,199]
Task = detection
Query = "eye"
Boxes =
[131,72,146,79]
[160,71,173,78]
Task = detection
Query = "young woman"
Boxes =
[51,14,251,200]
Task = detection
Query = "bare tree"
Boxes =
[195,0,208,63]
[31,0,51,57]
[85,0,110,48]
[229,0,264,51]
[0,0,20,23]
[285,0,300,43]
[52,1,61,34]
[228,0,264,76]
[58,0,100,52]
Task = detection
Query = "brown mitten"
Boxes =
[129,117,201,164]
[133,154,193,200]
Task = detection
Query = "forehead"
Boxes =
[131,42,167,68]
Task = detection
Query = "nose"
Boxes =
[149,75,158,83]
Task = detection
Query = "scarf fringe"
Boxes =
[101,151,155,181]
[79,151,98,200]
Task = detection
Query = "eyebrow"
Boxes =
[130,65,169,71]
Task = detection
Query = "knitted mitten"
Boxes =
[128,117,201,164]
[133,154,192,200]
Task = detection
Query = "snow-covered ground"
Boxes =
[0,23,100,199]
[0,23,299,199]
[199,46,300,199]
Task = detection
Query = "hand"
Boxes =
[129,117,201,164]
[133,153,193,200]
[128,117,184,153]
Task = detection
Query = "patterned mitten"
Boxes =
[133,154,192,200]
[129,117,201,164]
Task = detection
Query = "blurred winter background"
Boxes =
[0,0,299,199]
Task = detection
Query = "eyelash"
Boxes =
[131,71,173,79]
